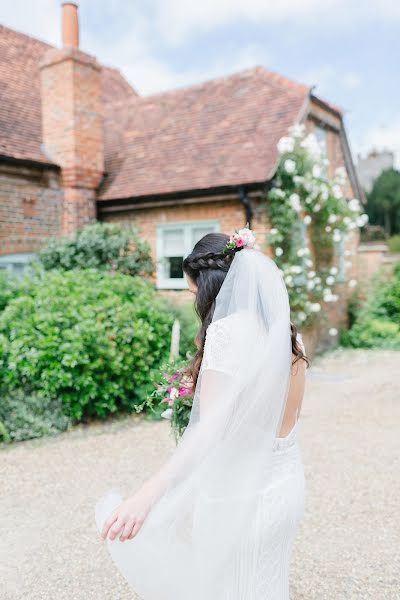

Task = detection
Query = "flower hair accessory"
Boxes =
[223,224,256,252]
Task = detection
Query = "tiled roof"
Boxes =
[99,67,310,200]
[0,25,314,200]
[0,25,137,165]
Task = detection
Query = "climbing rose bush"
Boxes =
[266,124,368,328]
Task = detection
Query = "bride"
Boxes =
[95,227,308,600]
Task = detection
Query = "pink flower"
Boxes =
[178,386,191,397]
[230,233,236,241]
[235,237,245,247]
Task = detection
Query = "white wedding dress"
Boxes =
[96,249,306,600]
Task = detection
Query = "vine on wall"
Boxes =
[266,124,368,332]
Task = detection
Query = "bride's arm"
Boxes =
[101,368,231,542]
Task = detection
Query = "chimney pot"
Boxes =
[62,2,79,48]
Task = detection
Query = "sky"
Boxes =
[1,0,400,166]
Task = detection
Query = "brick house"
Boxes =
[0,4,362,346]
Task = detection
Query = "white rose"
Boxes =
[312,165,322,178]
[288,124,306,138]
[313,203,321,212]
[275,247,283,257]
[328,214,337,224]
[307,270,316,279]
[298,311,307,322]
[303,215,312,225]
[277,136,295,154]
[237,227,256,247]
[326,275,335,285]
[289,193,301,212]
[310,302,321,313]
[161,408,173,420]
[330,266,338,275]
[349,198,360,212]
[325,226,332,233]
[270,228,278,235]
[284,159,296,174]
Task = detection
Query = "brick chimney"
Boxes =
[40,2,104,234]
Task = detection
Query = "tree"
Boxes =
[367,168,400,235]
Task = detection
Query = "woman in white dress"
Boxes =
[96,228,308,600]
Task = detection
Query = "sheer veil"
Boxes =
[95,247,292,599]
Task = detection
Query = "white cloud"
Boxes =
[155,0,400,46]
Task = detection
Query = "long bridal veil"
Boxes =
[95,247,292,599]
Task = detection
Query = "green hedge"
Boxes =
[0,269,173,422]
[38,222,154,277]
[0,389,71,443]
[342,262,400,348]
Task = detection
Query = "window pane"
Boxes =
[163,229,184,256]
[168,256,184,279]
[314,125,327,156]
[191,226,216,246]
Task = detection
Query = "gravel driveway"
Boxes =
[1,349,399,600]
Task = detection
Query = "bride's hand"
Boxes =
[101,490,152,542]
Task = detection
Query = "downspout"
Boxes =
[238,186,253,228]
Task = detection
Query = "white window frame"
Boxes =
[156,220,220,289]
[0,252,36,275]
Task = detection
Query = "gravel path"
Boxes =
[1,349,399,600]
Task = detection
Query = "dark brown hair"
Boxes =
[183,232,309,388]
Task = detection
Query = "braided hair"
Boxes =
[182,232,308,388]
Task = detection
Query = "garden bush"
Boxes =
[0,269,173,421]
[388,235,400,253]
[342,263,400,348]
[169,301,198,359]
[38,222,154,277]
[0,389,71,443]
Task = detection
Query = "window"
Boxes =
[0,252,35,275]
[334,237,346,282]
[156,220,220,289]
[314,124,327,157]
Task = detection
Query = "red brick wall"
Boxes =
[0,164,63,255]
[102,197,269,257]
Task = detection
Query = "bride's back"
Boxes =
[278,346,306,437]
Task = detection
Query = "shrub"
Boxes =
[342,263,400,349]
[0,269,173,420]
[169,301,198,359]
[0,389,71,443]
[388,235,400,253]
[38,222,154,277]
[0,270,17,312]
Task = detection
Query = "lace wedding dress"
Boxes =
[96,249,306,600]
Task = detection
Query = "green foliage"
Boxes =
[0,270,19,312]
[0,389,71,443]
[367,168,400,236]
[38,222,154,277]
[169,301,198,359]
[342,263,400,348]
[0,269,173,421]
[388,235,400,253]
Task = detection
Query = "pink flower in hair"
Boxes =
[235,237,245,247]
